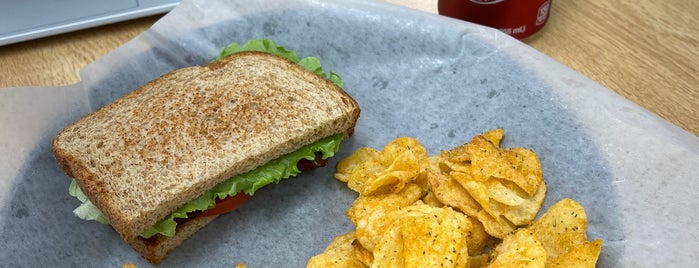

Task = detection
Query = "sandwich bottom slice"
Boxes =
[52,48,360,264]
[131,213,219,264]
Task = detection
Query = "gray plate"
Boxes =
[1,0,698,267]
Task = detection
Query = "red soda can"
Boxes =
[438,0,552,39]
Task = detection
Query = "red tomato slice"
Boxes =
[198,192,251,217]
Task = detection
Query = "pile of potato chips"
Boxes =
[307,129,602,267]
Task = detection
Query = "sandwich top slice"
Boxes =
[52,44,360,264]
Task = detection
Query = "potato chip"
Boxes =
[306,232,366,268]
[421,189,445,208]
[361,151,420,195]
[458,179,496,217]
[354,206,399,252]
[451,177,545,238]
[346,183,423,225]
[501,147,543,196]
[351,239,374,267]
[448,171,473,187]
[425,155,443,173]
[486,228,547,268]
[485,179,528,207]
[439,128,503,164]
[529,198,589,262]
[340,138,426,196]
[354,195,419,251]
[401,203,471,267]
[379,137,428,166]
[435,135,547,239]
[371,224,404,268]
[427,170,481,216]
[547,239,603,268]
[475,209,517,239]
[370,203,471,268]
[481,128,505,147]
[468,254,490,268]
[467,136,542,196]
[346,160,385,193]
[490,180,547,226]
[323,232,359,255]
[336,147,381,182]
[464,216,492,256]
[413,169,431,190]
[440,143,471,162]
[465,136,498,182]
[440,160,472,175]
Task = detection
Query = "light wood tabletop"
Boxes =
[1,0,697,136]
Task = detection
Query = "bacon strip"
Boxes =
[296,151,328,171]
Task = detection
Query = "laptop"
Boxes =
[0,0,180,46]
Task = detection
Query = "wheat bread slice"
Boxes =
[128,214,219,264]
[52,51,360,263]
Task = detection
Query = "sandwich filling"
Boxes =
[70,134,344,238]
[68,39,348,239]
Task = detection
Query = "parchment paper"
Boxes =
[1,0,698,267]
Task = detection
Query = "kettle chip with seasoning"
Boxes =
[308,129,602,267]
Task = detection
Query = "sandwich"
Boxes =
[52,39,361,264]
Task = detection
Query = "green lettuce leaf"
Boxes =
[69,180,109,224]
[217,38,343,88]
[217,38,299,63]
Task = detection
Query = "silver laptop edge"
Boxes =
[0,1,180,46]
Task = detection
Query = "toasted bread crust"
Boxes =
[128,214,219,264]
[52,51,360,263]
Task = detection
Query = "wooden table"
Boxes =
[1,0,697,136]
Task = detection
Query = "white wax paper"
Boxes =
[1,0,698,267]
